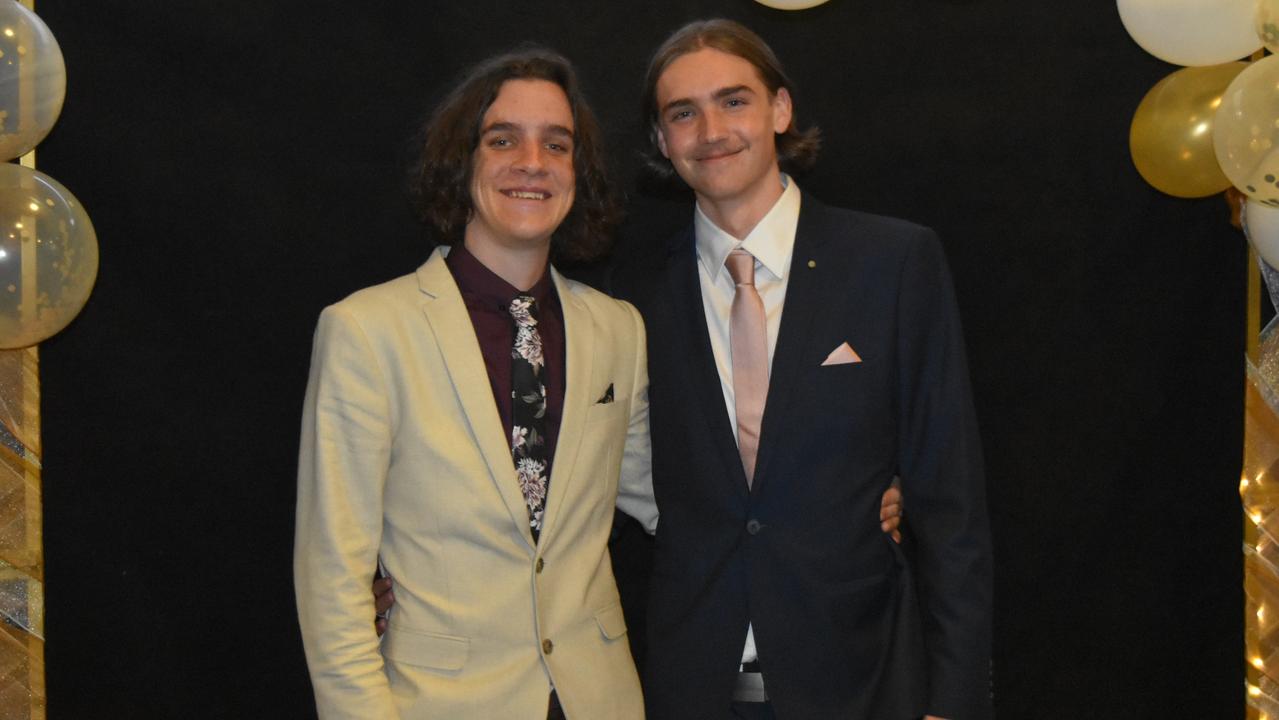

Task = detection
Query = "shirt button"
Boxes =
[536,558,545,573]
[746,519,762,535]
[543,639,554,655]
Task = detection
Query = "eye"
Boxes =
[668,109,694,123]
[725,97,746,108]
[487,135,512,148]
[546,141,572,154]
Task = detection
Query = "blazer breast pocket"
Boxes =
[584,395,625,430]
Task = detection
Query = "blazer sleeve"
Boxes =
[294,304,399,719]
[894,230,993,719]
[614,302,659,534]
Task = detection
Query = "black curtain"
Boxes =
[36,1,1242,717]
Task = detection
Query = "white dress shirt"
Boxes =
[693,175,801,665]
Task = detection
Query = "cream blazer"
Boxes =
[294,248,656,719]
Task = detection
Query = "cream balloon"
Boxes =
[1259,0,1279,53]
[1247,199,1279,267]
[0,1,64,161]
[0,164,97,349]
[1130,63,1244,198]
[1213,55,1279,205]
[1118,0,1261,66]
[753,0,830,9]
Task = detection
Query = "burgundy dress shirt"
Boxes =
[444,244,566,472]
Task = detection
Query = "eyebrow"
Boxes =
[660,85,755,116]
[480,121,575,139]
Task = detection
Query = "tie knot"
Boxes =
[508,295,538,328]
[725,249,755,287]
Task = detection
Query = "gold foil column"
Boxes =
[1247,247,1279,719]
[0,2,46,717]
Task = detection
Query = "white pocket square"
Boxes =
[821,342,862,366]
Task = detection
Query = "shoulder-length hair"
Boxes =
[641,19,821,180]
[409,47,618,263]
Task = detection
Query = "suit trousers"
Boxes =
[729,701,775,719]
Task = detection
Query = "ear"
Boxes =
[655,124,670,159]
[772,87,794,135]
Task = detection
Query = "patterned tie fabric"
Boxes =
[508,294,550,540]
[725,249,769,487]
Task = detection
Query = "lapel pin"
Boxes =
[807,260,816,268]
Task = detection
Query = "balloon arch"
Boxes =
[1120,2,1279,717]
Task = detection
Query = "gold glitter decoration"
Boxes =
[1246,318,1279,719]
[0,345,40,720]
[0,4,45,717]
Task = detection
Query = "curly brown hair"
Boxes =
[410,47,618,263]
[641,19,821,181]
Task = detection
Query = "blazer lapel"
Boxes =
[416,249,536,549]
[664,229,752,497]
[537,269,592,546]
[753,193,836,491]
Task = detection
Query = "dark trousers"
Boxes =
[729,700,776,719]
[547,690,566,720]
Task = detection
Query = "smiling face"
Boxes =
[465,79,576,258]
[654,47,792,224]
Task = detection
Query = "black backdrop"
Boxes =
[34,1,1243,718]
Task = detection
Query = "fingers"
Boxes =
[879,501,902,522]
[881,484,903,508]
[880,483,905,541]
[373,577,396,615]
[375,617,388,637]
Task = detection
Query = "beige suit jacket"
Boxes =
[294,248,656,719]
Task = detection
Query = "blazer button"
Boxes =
[536,558,545,573]
[746,519,762,535]
[543,639,554,655]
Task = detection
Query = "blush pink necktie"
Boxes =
[725,249,768,487]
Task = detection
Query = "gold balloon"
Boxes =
[0,163,97,349]
[1130,63,1245,198]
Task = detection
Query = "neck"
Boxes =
[695,167,785,240]
[462,236,550,291]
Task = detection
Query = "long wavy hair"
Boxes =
[409,47,618,263]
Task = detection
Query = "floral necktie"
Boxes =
[508,294,549,540]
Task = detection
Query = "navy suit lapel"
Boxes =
[663,228,752,497]
[753,194,838,492]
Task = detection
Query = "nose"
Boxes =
[699,109,726,144]
[513,143,547,174]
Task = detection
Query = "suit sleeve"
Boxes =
[614,302,658,534]
[294,304,399,719]
[895,230,992,719]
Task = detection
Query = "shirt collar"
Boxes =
[694,174,801,284]
[445,243,556,311]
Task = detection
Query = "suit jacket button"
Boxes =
[746,519,762,535]
[543,639,554,655]
[536,558,545,573]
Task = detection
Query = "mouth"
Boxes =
[696,147,744,163]
[502,189,551,200]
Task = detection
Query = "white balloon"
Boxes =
[1260,0,1279,54]
[754,0,830,9]
[1212,54,1279,204]
[1118,0,1261,66]
[1247,199,1279,267]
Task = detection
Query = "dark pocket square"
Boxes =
[596,383,614,404]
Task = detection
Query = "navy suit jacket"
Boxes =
[610,193,992,719]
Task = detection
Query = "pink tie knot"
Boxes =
[726,249,756,287]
